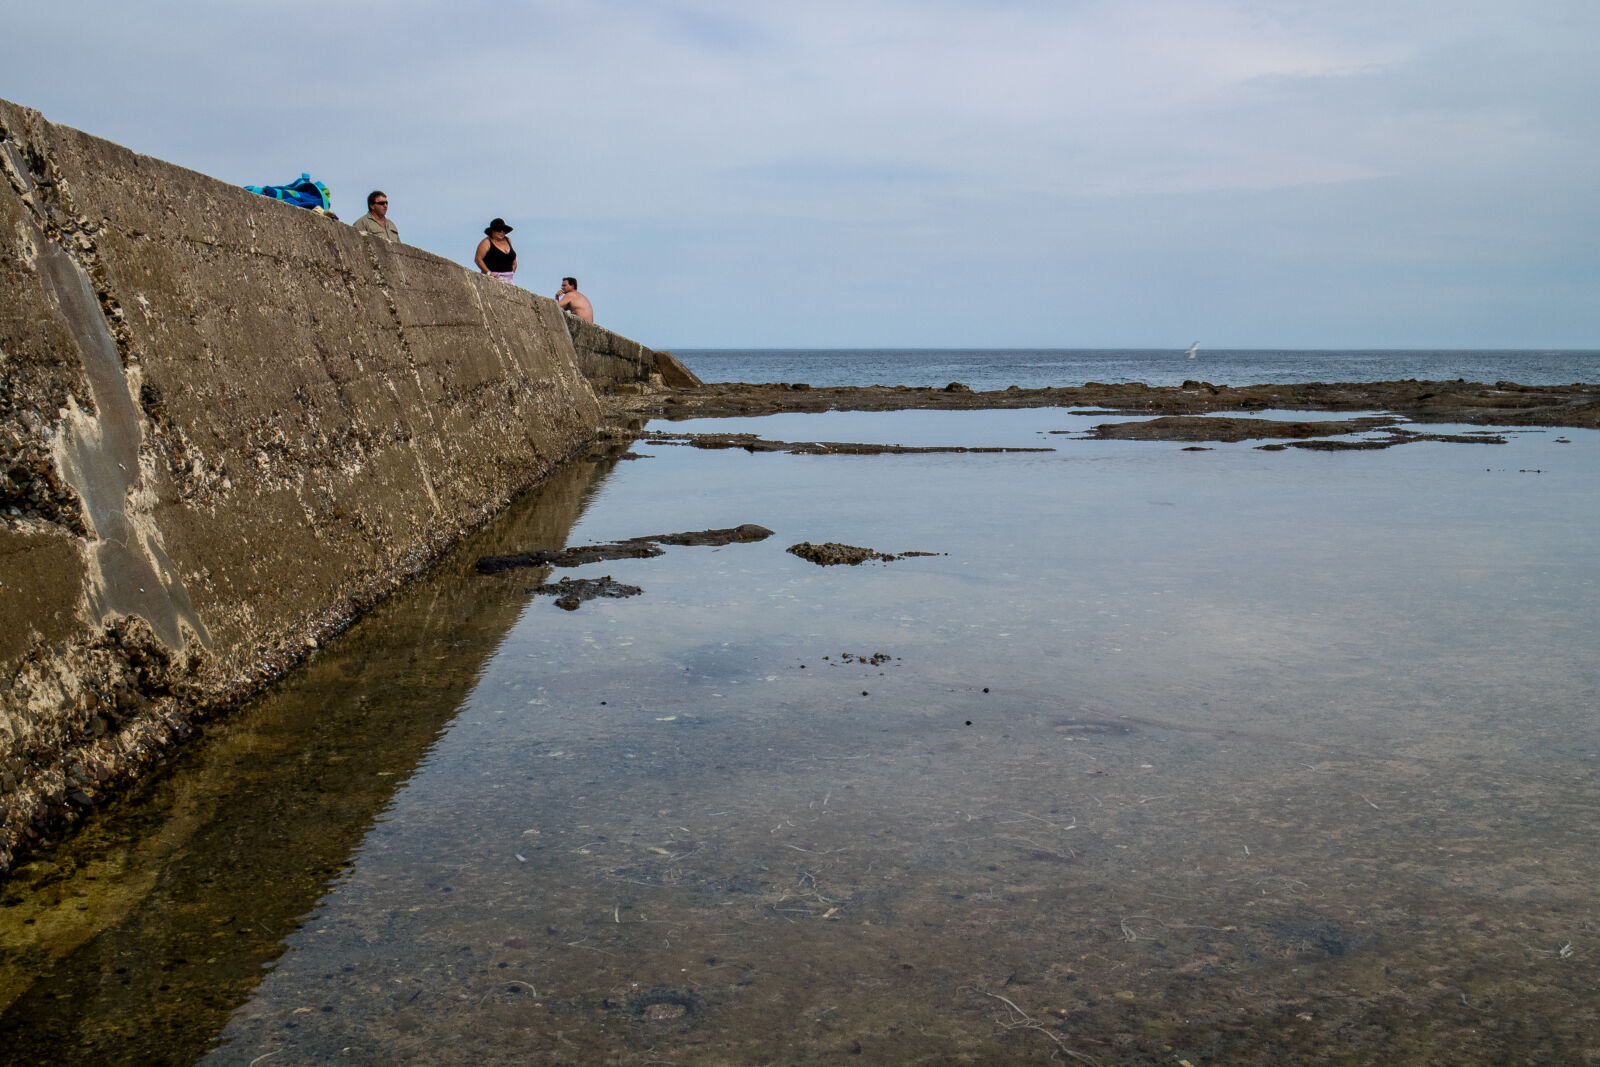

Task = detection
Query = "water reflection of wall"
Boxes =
[0,449,624,1064]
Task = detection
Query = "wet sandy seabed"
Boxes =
[3,407,1598,1065]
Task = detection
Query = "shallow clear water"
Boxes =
[2,410,1597,1065]
[675,347,1600,391]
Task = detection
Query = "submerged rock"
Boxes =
[477,542,662,573]
[787,542,933,566]
[478,524,773,573]
[789,542,881,565]
[1086,415,1402,442]
[640,430,1051,456]
[648,524,773,546]
[1085,415,1510,449]
[528,576,643,610]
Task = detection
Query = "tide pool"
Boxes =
[3,409,1596,1065]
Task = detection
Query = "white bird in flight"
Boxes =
[1185,342,1199,359]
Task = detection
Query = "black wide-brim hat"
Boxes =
[484,218,513,235]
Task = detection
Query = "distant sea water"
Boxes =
[673,348,1600,391]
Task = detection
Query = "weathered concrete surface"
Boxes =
[566,315,701,391]
[0,97,601,873]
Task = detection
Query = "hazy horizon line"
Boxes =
[665,345,1599,354]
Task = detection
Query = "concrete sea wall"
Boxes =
[566,316,701,391]
[0,97,608,873]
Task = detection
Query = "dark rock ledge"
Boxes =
[603,379,1600,429]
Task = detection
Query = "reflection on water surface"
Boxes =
[3,410,1597,1065]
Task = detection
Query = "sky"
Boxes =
[3,0,1597,349]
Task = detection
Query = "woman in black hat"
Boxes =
[475,219,517,282]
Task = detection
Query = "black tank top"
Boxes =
[483,239,516,271]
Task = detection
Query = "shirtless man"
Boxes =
[352,190,399,242]
[556,277,594,322]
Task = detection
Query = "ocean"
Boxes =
[674,347,1600,390]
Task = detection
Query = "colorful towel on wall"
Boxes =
[244,173,333,213]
